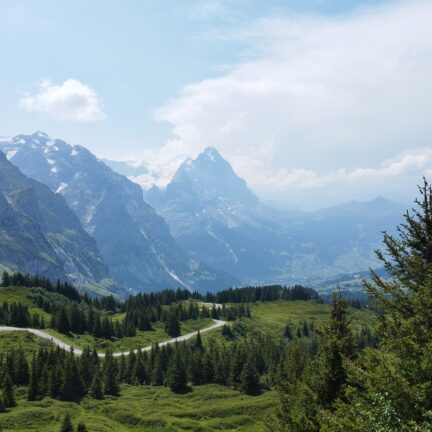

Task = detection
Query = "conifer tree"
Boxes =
[239,354,260,395]
[189,351,204,385]
[76,424,88,432]
[61,352,85,401]
[151,354,164,386]
[59,414,74,432]
[166,349,188,392]
[49,365,64,399]
[165,313,181,337]
[193,330,203,351]
[27,355,39,401]
[89,369,104,399]
[2,373,15,408]
[1,271,9,287]
[103,350,119,396]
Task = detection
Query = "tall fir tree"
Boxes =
[59,414,74,432]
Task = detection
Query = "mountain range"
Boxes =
[140,147,405,285]
[0,131,407,295]
[0,132,236,294]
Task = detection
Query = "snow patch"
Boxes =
[6,150,17,160]
[71,148,78,156]
[50,166,58,173]
[56,182,67,193]
[47,158,55,165]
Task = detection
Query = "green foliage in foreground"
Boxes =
[269,178,432,432]
[0,384,274,431]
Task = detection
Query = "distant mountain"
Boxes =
[0,149,116,293]
[1,133,236,293]
[146,147,292,281]
[145,147,406,285]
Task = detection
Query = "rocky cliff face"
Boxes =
[0,149,109,287]
[1,133,236,292]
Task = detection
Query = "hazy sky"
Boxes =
[1,0,431,209]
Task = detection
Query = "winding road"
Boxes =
[0,319,226,357]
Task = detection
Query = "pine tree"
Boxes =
[302,321,310,337]
[27,355,39,401]
[313,293,355,406]
[89,369,104,399]
[151,354,164,386]
[61,352,85,401]
[2,373,15,408]
[1,271,9,287]
[56,307,71,334]
[166,349,188,392]
[284,323,293,340]
[76,424,88,432]
[49,365,64,399]
[103,350,119,396]
[193,331,203,351]
[165,313,181,337]
[189,351,204,385]
[59,414,74,432]
[239,354,260,395]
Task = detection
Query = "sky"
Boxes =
[1,0,431,209]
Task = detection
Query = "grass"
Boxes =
[0,298,377,431]
[0,332,54,357]
[234,300,376,340]
[44,318,214,352]
[0,385,275,432]
[0,286,51,321]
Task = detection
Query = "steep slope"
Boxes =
[1,133,236,292]
[0,150,110,288]
[145,148,405,285]
[146,147,291,280]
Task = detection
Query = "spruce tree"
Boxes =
[239,354,260,395]
[61,352,85,401]
[59,414,74,432]
[76,424,88,432]
[27,355,39,401]
[89,369,104,399]
[151,354,164,386]
[103,350,119,396]
[2,373,15,408]
[193,330,203,351]
[166,350,188,392]
[56,307,71,334]
[165,313,181,337]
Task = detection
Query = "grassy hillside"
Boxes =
[0,285,377,432]
[1,384,274,432]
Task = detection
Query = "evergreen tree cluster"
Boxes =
[0,301,44,328]
[0,329,282,405]
[1,273,83,303]
[209,284,320,304]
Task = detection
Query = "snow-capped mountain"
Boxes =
[145,147,406,285]
[0,149,113,291]
[1,133,237,292]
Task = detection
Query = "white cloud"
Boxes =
[19,79,105,122]
[152,0,432,207]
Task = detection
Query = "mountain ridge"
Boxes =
[1,133,237,293]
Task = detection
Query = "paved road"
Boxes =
[0,319,226,357]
